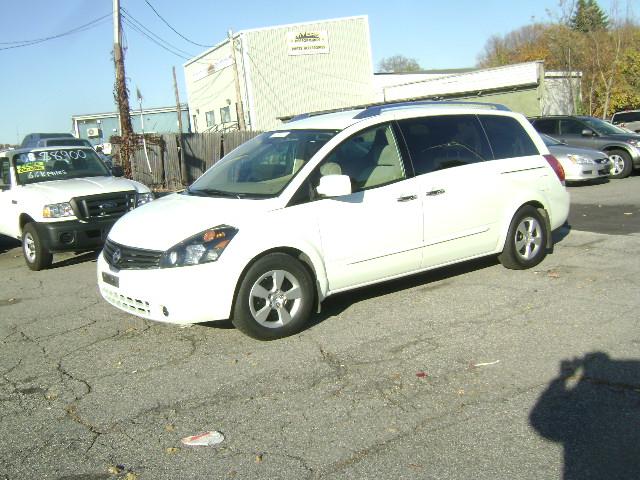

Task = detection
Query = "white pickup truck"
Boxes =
[0,146,153,270]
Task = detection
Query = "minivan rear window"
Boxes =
[480,116,539,159]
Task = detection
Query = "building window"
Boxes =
[192,115,198,133]
[220,106,231,124]
[205,111,215,128]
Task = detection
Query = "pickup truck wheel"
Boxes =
[232,253,314,340]
[22,223,52,271]
[608,149,632,179]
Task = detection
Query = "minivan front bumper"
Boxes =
[97,253,239,325]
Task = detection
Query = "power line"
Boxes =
[143,0,214,48]
[0,13,112,51]
[121,14,194,60]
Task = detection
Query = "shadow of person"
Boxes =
[529,352,640,479]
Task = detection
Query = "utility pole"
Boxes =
[228,30,246,131]
[113,0,134,177]
[172,66,188,185]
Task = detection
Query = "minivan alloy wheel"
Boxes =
[232,252,314,340]
[498,205,548,270]
[249,269,303,328]
[514,216,542,260]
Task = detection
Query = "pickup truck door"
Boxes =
[0,158,21,239]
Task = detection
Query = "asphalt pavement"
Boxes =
[1,176,639,479]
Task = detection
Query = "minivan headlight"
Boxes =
[160,225,238,268]
[43,202,74,218]
[136,192,154,206]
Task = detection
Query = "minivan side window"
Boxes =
[398,114,492,175]
[480,115,539,159]
[318,123,406,192]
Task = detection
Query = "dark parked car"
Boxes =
[20,133,76,149]
[529,115,640,178]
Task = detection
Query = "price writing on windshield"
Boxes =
[36,150,87,161]
[16,162,45,174]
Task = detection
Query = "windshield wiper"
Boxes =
[187,188,243,199]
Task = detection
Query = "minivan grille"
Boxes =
[103,238,163,270]
[71,191,136,220]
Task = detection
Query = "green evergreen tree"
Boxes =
[570,0,609,32]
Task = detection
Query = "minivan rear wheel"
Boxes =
[232,253,314,340]
[608,149,632,179]
[499,206,548,270]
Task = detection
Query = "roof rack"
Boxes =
[353,100,510,119]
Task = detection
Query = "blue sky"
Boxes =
[0,0,626,145]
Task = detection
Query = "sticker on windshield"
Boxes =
[270,132,290,138]
[16,162,45,174]
[26,170,66,180]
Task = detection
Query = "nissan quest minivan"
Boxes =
[98,102,570,340]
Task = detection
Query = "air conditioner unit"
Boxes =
[87,127,100,138]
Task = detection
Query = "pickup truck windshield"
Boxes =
[188,129,337,198]
[14,148,110,185]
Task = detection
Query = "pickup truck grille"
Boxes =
[103,238,163,270]
[71,191,136,220]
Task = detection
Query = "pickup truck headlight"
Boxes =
[160,225,238,268]
[136,192,154,206]
[43,202,74,218]
[567,154,594,165]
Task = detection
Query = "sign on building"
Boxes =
[286,31,330,56]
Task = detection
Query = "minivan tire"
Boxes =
[498,206,548,270]
[608,149,633,179]
[232,253,314,340]
[22,223,53,271]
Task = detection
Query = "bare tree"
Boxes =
[377,55,422,73]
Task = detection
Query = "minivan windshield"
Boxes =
[14,148,110,185]
[581,117,629,135]
[187,129,337,198]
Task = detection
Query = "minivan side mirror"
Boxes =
[316,174,352,198]
[581,129,596,137]
[112,165,124,177]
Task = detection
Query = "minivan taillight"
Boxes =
[544,154,565,184]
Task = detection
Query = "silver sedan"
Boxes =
[541,134,611,182]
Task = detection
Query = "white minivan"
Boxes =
[98,102,569,340]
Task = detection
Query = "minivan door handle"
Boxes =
[396,194,417,202]
[426,189,445,197]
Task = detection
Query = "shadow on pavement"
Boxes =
[309,255,499,328]
[49,250,101,270]
[530,352,640,479]
[0,234,20,254]
[201,257,501,333]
